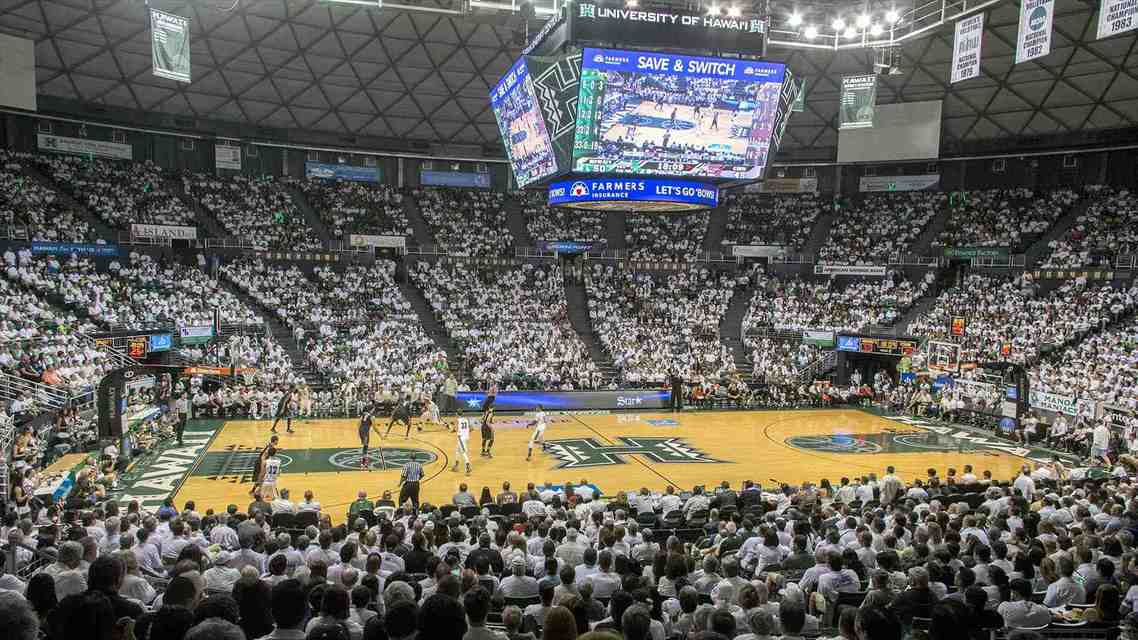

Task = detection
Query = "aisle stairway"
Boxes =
[170,178,227,239]
[213,274,321,384]
[397,280,463,368]
[719,282,755,379]
[20,164,117,240]
[503,195,532,248]
[562,273,617,381]
[801,211,835,260]
[701,206,729,253]
[605,212,626,251]
[910,203,952,256]
[284,186,333,246]
[402,194,436,248]
[1023,192,1098,266]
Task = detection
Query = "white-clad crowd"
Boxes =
[33,154,193,228]
[1030,311,1138,410]
[586,264,738,383]
[186,174,322,251]
[416,188,513,256]
[521,192,606,243]
[1043,186,1138,268]
[0,151,92,242]
[412,261,599,389]
[746,336,820,387]
[288,178,411,239]
[934,188,1077,252]
[625,213,709,260]
[721,194,823,253]
[820,193,944,264]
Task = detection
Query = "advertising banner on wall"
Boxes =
[178,326,214,345]
[30,242,119,257]
[37,133,132,160]
[744,177,819,194]
[951,13,984,83]
[348,234,406,249]
[215,145,241,170]
[150,9,191,83]
[814,264,888,277]
[455,389,671,411]
[732,245,786,258]
[305,161,380,183]
[131,224,197,240]
[1098,0,1138,38]
[839,74,877,130]
[1016,0,1054,63]
[859,174,941,192]
[421,170,490,188]
[1030,390,1097,417]
[570,1,766,53]
[943,246,1010,259]
[802,330,836,347]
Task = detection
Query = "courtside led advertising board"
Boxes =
[491,57,559,188]
[572,48,785,180]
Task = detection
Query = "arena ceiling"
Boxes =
[0,0,1134,158]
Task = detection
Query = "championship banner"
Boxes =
[37,133,132,160]
[792,78,806,112]
[943,246,1010,259]
[744,177,819,193]
[1098,0,1138,38]
[1016,0,1054,63]
[839,74,877,130]
[215,145,241,170]
[732,245,786,258]
[306,161,380,183]
[951,14,984,83]
[348,234,406,249]
[1030,390,1097,417]
[814,264,888,277]
[30,242,119,257]
[131,224,197,240]
[859,174,941,192]
[570,1,766,54]
[150,9,190,83]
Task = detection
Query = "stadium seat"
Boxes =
[295,511,319,529]
[687,509,709,528]
[636,511,658,528]
[460,506,480,520]
[662,511,684,528]
[271,512,296,530]
[504,595,541,608]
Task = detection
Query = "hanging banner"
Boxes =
[814,264,888,276]
[951,14,984,83]
[1098,0,1138,38]
[150,9,190,83]
[743,177,819,194]
[131,224,197,240]
[859,174,941,192]
[215,145,241,170]
[1016,0,1054,64]
[792,78,806,112]
[37,133,132,160]
[1030,390,1097,417]
[839,74,877,130]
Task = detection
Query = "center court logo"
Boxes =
[570,181,590,196]
[329,448,438,471]
[545,436,724,468]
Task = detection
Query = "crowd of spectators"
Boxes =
[586,264,739,383]
[1042,186,1138,268]
[625,214,709,261]
[907,274,1137,364]
[411,261,599,389]
[720,194,823,253]
[521,192,606,244]
[933,189,1077,253]
[186,174,322,251]
[819,193,944,264]
[1029,311,1138,409]
[0,151,92,242]
[288,178,411,240]
[33,154,193,229]
[416,189,513,256]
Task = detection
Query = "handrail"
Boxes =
[0,372,71,410]
[770,254,816,265]
[1116,255,1137,270]
[0,225,30,241]
[797,350,836,382]
[971,254,1027,268]
[888,254,940,267]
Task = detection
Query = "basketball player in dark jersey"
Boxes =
[385,395,417,438]
[249,434,280,496]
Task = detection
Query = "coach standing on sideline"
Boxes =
[668,369,684,413]
[443,371,458,417]
[399,453,424,511]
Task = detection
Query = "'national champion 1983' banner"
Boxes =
[1098,0,1138,38]
[839,74,877,130]
[1016,0,1054,64]
[150,9,190,83]
[951,14,984,83]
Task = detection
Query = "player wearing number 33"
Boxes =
[452,411,472,475]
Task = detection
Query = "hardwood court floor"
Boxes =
[174,409,1031,523]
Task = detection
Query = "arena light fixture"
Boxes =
[788,12,802,26]
[870,22,883,36]
[804,24,818,38]
[856,13,870,28]
[843,25,857,38]
[885,9,900,24]
[626,0,638,6]
[708,3,719,15]
[727,5,741,17]
[831,17,845,31]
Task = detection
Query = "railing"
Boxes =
[770,254,815,265]
[888,254,940,267]
[116,232,173,247]
[1116,255,1137,270]
[205,237,259,250]
[797,350,836,382]
[0,372,71,411]
[971,254,1027,268]
[0,225,30,241]
[742,326,804,342]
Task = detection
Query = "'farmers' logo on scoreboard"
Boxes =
[545,436,724,468]
[570,182,590,197]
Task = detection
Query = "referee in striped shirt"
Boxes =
[399,454,424,511]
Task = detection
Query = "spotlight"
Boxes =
[831,17,845,30]
[626,0,638,6]
[804,24,818,38]
[885,9,900,23]
[843,25,857,38]
[870,22,883,36]
[788,12,802,26]
[727,5,741,17]
[708,3,719,14]
[856,13,869,28]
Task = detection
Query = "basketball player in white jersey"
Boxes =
[420,394,444,431]
[526,405,549,461]
[452,411,472,475]
[258,447,282,500]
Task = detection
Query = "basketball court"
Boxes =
[163,408,1048,522]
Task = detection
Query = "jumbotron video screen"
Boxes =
[490,57,559,188]
[573,48,786,180]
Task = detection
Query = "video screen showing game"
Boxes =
[573,48,786,180]
[491,57,559,187]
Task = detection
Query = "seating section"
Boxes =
[586,264,738,382]
[721,193,823,252]
[287,178,411,239]
[933,188,1077,253]
[1042,186,1138,268]
[625,212,709,260]
[416,188,513,256]
[820,192,944,263]
[186,174,322,251]
[521,192,606,243]
[32,154,194,228]
[0,151,93,242]
[412,261,599,389]
[1031,311,1138,407]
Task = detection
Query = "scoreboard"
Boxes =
[837,335,918,357]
